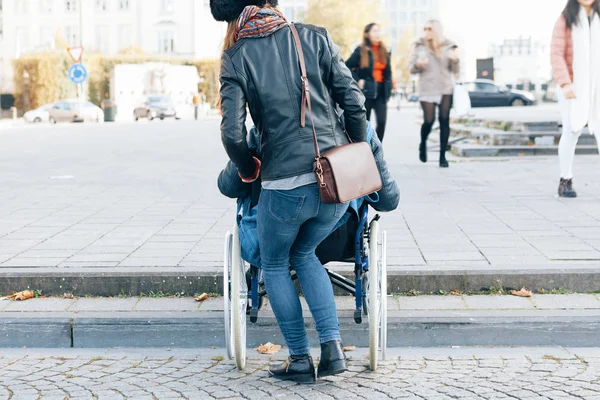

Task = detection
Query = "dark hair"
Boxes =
[360,23,388,69]
[563,0,600,29]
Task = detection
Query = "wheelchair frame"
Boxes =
[224,205,387,371]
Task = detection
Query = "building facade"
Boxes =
[384,0,440,45]
[488,36,551,87]
[277,0,307,22]
[0,0,224,93]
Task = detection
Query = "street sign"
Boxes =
[68,63,88,85]
[67,46,84,63]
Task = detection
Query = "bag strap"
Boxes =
[289,23,321,160]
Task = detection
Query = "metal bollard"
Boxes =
[10,107,17,120]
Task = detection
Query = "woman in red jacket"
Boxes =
[551,0,600,198]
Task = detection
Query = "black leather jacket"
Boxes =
[219,23,367,182]
[346,46,393,101]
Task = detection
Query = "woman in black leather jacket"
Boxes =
[211,0,367,383]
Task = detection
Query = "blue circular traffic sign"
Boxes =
[68,63,88,84]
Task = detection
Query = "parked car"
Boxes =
[408,94,419,103]
[24,104,52,123]
[48,99,104,123]
[134,95,180,121]
[459,80,536,108]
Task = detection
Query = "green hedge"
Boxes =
[13,52,220,111]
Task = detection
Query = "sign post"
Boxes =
[67,47,86,120]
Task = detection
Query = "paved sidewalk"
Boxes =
[1,347,599,399]
[1,111,600,293]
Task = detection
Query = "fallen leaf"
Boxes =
[511,287,533,298]
[449,290,461,296]
[194,293,210,302]
[15,290,35,301]
[63,293,74,299]
[343,346,356,352]
[255,342,281,355]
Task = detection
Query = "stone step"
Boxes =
[2,294,599,348]
[2,264,600,297]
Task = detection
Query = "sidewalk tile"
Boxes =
[198,297,223,311]
[68,298,139,312]
[464,295,534,310]
[532,294,600,310]
[398,295,466,310]
[3,298,76,312]
[134,297,200,311]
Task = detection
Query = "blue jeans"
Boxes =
[257,183,349,355]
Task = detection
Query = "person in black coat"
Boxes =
[346,23,393,142]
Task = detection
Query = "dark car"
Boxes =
[460,80,536,108]
[134,95,179,121]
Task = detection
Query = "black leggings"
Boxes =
[420,94,452,160]
[365,85,388,142]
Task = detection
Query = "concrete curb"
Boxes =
[2,310,599,348]
[2,265,600,296]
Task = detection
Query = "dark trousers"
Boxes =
[365,85,388,142]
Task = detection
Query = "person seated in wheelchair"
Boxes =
[218,118,399,272]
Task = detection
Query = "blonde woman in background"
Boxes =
[409,20,459,168]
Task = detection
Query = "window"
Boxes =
[410,12,417,23]
[411,0,417,7]
[157,31,175,53]
[16,27,30,52]
[95,25,109,53]
[283,6,294,20]
[475,82,499,93]
[40,0,53,13]
[160,0,173,12]
[95,0,107,11]
[65,25,79,46]
[400,12,407,23]
[39,27,54,48]
[65,0,77,12]
[421,0,429,6]
[16,0,28,13]
[464,83,477,92]
[119,0,129,10]
[118,24,132,50]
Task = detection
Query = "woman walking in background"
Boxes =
[346,23,393,142]
[409,20,459,168]
[551,0,600,198]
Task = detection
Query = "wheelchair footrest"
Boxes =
[354,310,362,324]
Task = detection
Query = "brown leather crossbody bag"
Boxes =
[288,23,382,204]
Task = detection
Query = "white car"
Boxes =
[24,104,52,123]
[48,99,104,123]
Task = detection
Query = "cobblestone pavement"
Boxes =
[0,348,599,399]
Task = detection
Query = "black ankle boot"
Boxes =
[269,355,315,384]
[419,141,427,163]
[317,340,347,378]
[558,178,577,198]
[439,158,449,168]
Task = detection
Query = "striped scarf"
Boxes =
[235,6,288,41]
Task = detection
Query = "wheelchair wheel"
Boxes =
[230,224,247,370]
[223,231,234,361]
[381,231,388,362]
[368,219,387,370]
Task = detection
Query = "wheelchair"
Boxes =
[223,203,388,371]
